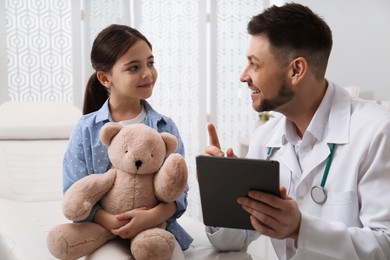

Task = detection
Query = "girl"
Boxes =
[63,24,192,259]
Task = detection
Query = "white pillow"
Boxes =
[0,101,81,139]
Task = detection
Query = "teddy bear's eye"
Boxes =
[151,154,154,158]
[125,150,128,153]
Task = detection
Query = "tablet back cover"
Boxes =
[196,155,279,230]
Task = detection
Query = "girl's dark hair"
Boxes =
[82,24,152,115]
[247,3,332,79]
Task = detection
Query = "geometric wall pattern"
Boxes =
[214,0,266,159]
[87,0,131,45]
[5,0,74,102]
[82,0,131,91]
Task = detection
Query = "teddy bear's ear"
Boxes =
[160,132,178,155]
[100,122,123,145]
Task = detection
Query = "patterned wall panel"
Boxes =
[5,0,74,102]
[88,0,130,41]
[215,0,265,156]
[138,0,203,220]
[83,0,131,89]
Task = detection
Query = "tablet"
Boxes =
[196,155,280,230]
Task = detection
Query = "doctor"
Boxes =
[204,3,390,260]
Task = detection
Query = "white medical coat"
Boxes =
[206,82,390,259]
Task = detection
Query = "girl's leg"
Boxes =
[86,237,184,260]
[86,237,132,260]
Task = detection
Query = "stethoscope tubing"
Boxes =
[320,143,336,188]
[266,143,336,204]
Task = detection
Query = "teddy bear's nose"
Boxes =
[135,160,143,169]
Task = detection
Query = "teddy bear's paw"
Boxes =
[155,153,188,202]
[47,222,114,260]
[131,228,175,260]
[63,201,93,221]
[47,224,70,260]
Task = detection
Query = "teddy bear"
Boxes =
[47,123,188,260]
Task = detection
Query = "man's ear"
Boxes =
[96,71,111,88]
[289,57,307,84]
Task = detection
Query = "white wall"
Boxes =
[292,0,390,101]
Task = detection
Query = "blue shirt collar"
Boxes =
[143,100,167,128]
[95,99,111,123]
[94,99,166,126]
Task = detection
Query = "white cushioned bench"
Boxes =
[0,101,80,260]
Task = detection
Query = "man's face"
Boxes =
[240,35,294,112]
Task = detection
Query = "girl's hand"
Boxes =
[111,207,153,239]
[93,208,129,230]
[111,202,176,239]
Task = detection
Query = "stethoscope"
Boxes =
[267,143,336,204]
[310,143,336,204]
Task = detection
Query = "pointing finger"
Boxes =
[207,123,221,149]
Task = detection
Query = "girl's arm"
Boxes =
[109,202,177,239]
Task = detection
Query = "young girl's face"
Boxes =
[106,40,157,101]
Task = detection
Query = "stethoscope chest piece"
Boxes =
[310,143,336,205]
[311,185,327,204]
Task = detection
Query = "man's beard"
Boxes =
[254,81,295,112]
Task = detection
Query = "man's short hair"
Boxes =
[248,3,333,79]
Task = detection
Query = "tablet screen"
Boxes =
[196,155,279,230]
